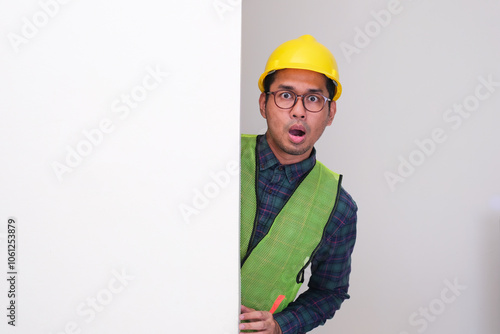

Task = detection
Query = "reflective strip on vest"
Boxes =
[240,134,341,313]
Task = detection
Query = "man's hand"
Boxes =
[240,305,282,334]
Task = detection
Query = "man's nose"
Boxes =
[290,96,307,119]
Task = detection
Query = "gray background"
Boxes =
[242,1,500,333]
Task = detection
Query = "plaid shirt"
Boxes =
[249,135,358,334]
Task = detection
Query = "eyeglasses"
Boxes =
[267,90,331,113]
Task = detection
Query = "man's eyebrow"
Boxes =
[277,84,324,93]
[277,84,295,90]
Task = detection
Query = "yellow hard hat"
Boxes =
[258,34,342,101]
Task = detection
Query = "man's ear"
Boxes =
[259,92,267,119]
[327,100,337,126]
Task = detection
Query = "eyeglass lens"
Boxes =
[274,90,326,112]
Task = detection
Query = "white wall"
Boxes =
[0,1,240,333]
[242,1,500,333]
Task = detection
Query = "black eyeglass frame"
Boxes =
[266,90,332,113]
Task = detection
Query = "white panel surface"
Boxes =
[1,1,241,333]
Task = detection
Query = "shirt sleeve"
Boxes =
[273,188,358,334]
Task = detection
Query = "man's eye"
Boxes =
[280,92,293,99]
[307,95,320,102]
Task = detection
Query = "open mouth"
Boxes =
[289,129,305,137]
[288,125,306,144]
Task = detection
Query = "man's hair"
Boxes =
[263,70,337,102]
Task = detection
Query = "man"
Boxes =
[239,35,358,334]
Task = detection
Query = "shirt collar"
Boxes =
[256,134,316,184]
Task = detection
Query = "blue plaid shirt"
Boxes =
[249,135,358,334]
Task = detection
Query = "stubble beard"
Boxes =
[278,139,311,156]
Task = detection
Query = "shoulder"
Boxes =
[323,184,358,241]
[315,161,358,224]
[336,185,358,223]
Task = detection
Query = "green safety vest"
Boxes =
[240,134,342,314]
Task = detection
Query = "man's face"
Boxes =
[259,68,336,165]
